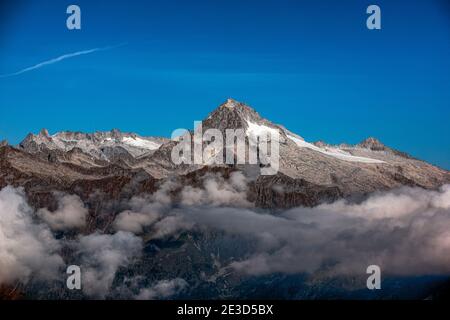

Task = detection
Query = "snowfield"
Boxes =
[244,119,383,164]
[287,134,385,164]
[122,136,161,150]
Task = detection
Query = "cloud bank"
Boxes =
[113,176,450,278]
[1,176,450,298]
[0,187,63,285]
[200,184,450,277]
[113,172,249,237]
[0,187,141,299]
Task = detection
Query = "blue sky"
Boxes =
[0,0,449,168]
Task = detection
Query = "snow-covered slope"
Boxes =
[244,113,383,164]
[285,133,385,164]
[245,120,281,141]
[121,136,162,150]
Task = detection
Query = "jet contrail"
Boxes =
[0,43,126,78]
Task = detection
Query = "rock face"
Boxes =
[1,98,449,212]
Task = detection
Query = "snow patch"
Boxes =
[245,120,280,140]
[287,134,385,164]
[122,137,161,150]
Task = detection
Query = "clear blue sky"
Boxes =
[0,0,449,168]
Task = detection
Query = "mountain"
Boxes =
[202,99,449,206]
[1,98,449,211]
[1,98,449,300]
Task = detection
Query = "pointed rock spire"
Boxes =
[39,128,50,137]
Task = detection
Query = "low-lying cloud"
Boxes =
[0,187,141,299]
[0,187,63,285]
[116,180,450,278]
[111,171,450,278]
[113,172,249,237]
[75,231,143,298]
[37,193,88,231]
[135,278,188,300]
[1,175,450,298]
[207,184,450,276]
[180,171,251,207]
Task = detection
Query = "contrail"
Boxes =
[0,43,126,78]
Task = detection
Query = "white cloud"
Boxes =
[135,278,188,300]
[76,231,143,298]
[0,187,63,285]
[37,194,88,231]
[180,172,252,207]
[149,215,193,240]
[113,210,159,234]
[226,184,450,276]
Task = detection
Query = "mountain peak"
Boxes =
[217,98,253,112]
[39,128,50,137]
[358,137,386,150]
[221,98,242,109]
[202,99,266,132]
[110,128,123,138]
